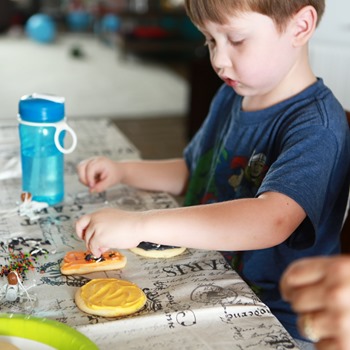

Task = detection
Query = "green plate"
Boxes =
[0,314,98,349]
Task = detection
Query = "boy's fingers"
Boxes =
[75,215,91,239]
[85,163,99,189]
[76,160,89,185]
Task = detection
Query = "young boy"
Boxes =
[75,1,350,348]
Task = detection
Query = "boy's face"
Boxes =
[199,12,299,100]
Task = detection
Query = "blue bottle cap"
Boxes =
[19,93,65,123]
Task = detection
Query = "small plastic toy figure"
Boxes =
[18,192,48,221]
[0,270,36,308]
[5,271,19,302]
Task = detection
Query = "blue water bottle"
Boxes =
[18,93,77,205]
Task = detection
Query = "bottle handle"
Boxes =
[54,121,77,154]
[18,117,78,154]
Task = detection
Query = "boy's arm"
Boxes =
[120,158,189,196]
[78,156,189,196]
[142,191,306,251]
[76,191,306,256]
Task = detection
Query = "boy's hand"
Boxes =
[77,156,121,193]
[75,207,143,257]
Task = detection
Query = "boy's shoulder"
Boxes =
[215,78,334,107]
[210,79,345,129]
[271,78,344,126]
[290,79,345,124]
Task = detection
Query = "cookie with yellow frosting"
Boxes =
[60,250,127,275]
[130,241,186,258]
[75,278,147,317]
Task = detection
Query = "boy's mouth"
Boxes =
[222,77,239,88]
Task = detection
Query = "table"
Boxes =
[0,119,299,349]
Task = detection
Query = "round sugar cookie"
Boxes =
[60,250,126,275]
[75,278,147,317]
[130,241,186,258]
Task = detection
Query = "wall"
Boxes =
[310,0,350,110]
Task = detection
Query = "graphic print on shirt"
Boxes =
[228,151,268,198]
[185,148,268,206]
[184,148,221,206]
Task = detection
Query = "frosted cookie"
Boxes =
[60,250,126,275]
[75,278,147,317]
[130,242,186,258]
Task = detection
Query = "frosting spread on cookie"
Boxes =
[80,278,146,311]
[137,242,180,251]
[62,251,124,271]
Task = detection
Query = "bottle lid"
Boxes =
[19,93,65,123]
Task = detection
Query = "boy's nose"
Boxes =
[210,45,232,70]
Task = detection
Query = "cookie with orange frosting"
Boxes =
[60,250,126,275]
[75,278,147,317]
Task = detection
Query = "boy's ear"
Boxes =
[291,5,317,47]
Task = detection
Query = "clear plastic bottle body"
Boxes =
[18,93,77,206]
[19,124,65,205]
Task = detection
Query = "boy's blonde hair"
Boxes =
[184,0,325,31]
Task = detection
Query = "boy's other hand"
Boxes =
[77,156,121,193]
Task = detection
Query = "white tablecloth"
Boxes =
[0,119,299,349]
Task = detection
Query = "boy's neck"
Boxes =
[242,49,317,112]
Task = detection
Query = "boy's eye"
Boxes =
[230,39,244,46]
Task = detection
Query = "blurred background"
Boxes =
[0,0,349,160]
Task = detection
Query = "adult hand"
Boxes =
[280,256,350,350]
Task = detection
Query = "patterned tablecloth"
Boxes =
[0,119,299,349]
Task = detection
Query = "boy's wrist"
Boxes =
[137,209,165,246]
[117,160,131,185]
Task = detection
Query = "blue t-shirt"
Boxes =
[184,79,350,340]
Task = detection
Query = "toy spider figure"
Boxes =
[0,271,36,308]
